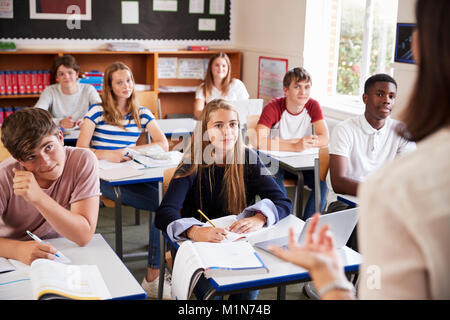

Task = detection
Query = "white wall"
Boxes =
[233,0,308,98]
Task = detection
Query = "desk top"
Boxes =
[208,215,362,293]
[257,149,318,170]
[1,234,146,300]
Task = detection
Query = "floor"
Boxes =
[95,187,313,300]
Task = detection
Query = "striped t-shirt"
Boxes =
[84,104,154,150]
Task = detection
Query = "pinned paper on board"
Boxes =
[121,1,139,24]
[153,0,177,12]
[189,0,204,14]
[209,0,225,15]
[258,56,288,105]
[198,18,216,31]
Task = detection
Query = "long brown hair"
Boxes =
[175,99,247,215]
[101,62,142,130]
[398,0,450,142]
[202,53,232,101]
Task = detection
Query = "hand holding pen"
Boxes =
[187,210,228,242]
[25,230,70,264]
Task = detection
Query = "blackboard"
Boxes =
[0,0,231,41]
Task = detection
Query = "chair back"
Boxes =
[163,167,177,195]
[135,91,160,119]
[319,146,330,182]
[245,114,260,147]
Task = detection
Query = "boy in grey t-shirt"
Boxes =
[0,108,100,265]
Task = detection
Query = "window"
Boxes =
[304,0,398,115]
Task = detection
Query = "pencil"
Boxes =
[197,209,217,228]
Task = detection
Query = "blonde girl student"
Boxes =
[193,53,249,119]
[155,99,292,300]
[76,62,171,299]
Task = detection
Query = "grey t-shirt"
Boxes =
[35,83,101,125]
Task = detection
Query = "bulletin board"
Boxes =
[257,56,288,105]
[0,0,231,41]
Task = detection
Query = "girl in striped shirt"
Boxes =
[77,62,171,299]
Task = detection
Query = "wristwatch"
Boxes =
[318,280,356,298]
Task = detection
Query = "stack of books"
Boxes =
[0,70,51,95]
[106,42,145,52]
[79,71,103,92]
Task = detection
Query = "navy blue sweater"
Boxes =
[155,148,292,233]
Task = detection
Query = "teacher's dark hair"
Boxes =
[398,0,450,142]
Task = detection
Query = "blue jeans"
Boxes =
[274,168,327,220]
[193,275,259,300]
[100,180,161,268]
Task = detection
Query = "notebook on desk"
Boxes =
[254,208,358,252]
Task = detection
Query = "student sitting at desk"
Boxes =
[155,99,292,300]
[328,73,416,213]
[193,52,249,119]
[255,67,329,219]
[269,0,450,299]
[76,62,170,299]
[0,108,100,265]
[35,54,101,130]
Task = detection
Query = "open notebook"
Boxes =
[0,259,111,300]
[171,241,268,300]
[207,215,273,242]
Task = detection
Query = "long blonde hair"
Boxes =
[203,53,232,102]
[176,99,247,215]
[101,62,142,130]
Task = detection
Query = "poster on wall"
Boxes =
[258,56,288,105]
[29,0,92,20]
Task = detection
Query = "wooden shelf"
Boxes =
[0,49,242,117]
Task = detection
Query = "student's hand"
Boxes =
[75,118,84,128]
[60,116,76,129]
[296,135,318,151]
[16,241,58,265]
[12,168,45,204]
[268,213,348,294]
[187,226,228,243]
[229,212,267,234]
[97,149,132,163]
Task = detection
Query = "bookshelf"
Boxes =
[0,49,242,118]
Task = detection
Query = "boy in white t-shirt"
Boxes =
[256,67,329,219]
[328,73,416,250]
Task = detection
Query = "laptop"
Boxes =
[254,208,358,252]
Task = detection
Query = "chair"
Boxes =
[0,130,11,162]
[135,91,161,119]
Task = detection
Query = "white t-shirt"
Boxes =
[35,83,101,125]
[329,114,416,182]
[195,79,249,103]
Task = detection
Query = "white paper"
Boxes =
[259,148,319,158]
[198,18,216,32]
[0,0,13,19]
[177,58,205,79]
[153,0,178,12]
[189,0,204,14]
[122,1,139,24]
[0,257,15,273]
[158,57,178,78]
[209,0,225,15]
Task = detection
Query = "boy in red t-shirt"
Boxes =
[256,67,329,219]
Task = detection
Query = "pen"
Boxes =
[26,230,60,258]
[133,158,149,168]
[197,209,217,228]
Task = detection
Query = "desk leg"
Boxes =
[157,181,165,300]
[296,171,304,219]
[113,186,123,260]
[277,285,286,300]
[314,157,321,214]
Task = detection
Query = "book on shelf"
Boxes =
[106,42,145,52]
[187,45,209,51]
[0,258,111,300]
[171,241,269,300]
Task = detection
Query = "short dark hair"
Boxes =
[52,54,79,78]
[283,67,312,88]
[364,74,397,94]
[1,108,59,161]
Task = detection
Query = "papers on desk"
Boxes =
[99,166,144,182]
[0,257,16,273]
[208,215,273,243]
[259,147,319,158]
[171,241,269,300]
[0,259,111,300]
